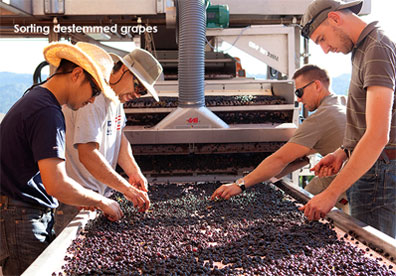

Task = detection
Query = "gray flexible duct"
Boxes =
[178,0,205,107]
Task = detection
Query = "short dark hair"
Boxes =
[55,59,79,73]
[292,64,330,88]
[112,61,123,73]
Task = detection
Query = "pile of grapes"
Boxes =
[124,95,287,109]
[60,183,395,275]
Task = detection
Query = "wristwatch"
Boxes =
[340,145,350,158]
[235,178,246,192]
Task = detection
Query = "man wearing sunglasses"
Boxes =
[56,48,162,233]
[212,65,348,212]
[0,42,125,275]
[299,0,396,239]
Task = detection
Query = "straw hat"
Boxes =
[110,48,163,102]
[43,41,116,100]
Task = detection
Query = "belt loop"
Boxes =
[380,150,390,164]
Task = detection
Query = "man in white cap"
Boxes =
[55,47,162,233]
[300,0,396,239]
[0,42,125,275]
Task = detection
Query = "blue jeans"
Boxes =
[347,159,396,239]
[0,205,55,276]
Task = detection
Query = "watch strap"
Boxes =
[340,145,350,158]
[236,178,246,192]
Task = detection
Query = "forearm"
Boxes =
[326,87,392,197]
[118,134,141,177]
[326,133,387,198]
[79,147,131,194]
[244,142,311,188]
[243,155,289,188]
[53,176,106,208]
[40,158,107,209]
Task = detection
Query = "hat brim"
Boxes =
[43,42,116,101]
[111,53,160,102]
[338,0,362,14]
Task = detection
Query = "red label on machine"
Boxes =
[187,117,199,124]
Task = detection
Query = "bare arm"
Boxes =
[117,134,148,192]
[211,142,313,200]
[244,142,314,188]
[77,141,149,211]
[38,157,123,221]
[301,86,394,220]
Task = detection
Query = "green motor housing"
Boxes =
[206,4,229,28]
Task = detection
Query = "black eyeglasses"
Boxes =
[132,74,148,96]
[295,80,315,98]
[84,72,102,98]
[301,7,332,39]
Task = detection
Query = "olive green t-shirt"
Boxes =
[289,94,346,156]
[345,22,396,150]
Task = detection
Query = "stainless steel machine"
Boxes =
[3,1,393,276]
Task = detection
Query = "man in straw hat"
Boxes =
[0,41,126,275]
[55,47,162,233]
[299,0,396,238]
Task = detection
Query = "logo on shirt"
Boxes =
[106,120,112,136]
[106,116,122,136]
[115,115,122,131]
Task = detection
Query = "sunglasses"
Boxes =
[295,80,315,98]
[132,74,148,96]
[84,72,102,98]
[301,7,331,39]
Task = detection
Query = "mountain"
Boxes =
[248,72,351,96]
[0,72,34,114]
[331,73,350,95]
[0,71,352,114]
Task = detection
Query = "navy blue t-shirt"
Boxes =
[0,86,64,208]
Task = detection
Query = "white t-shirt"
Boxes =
[63,94,126,195]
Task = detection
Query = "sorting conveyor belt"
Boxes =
[22,180,396,276]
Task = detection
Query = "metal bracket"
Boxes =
[44,0,65,15]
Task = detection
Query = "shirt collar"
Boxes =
[317,94,333,108]
[354,21,379,48]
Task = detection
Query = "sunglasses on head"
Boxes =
[84,72,102,98]
[132,74,148,96]
[301,7,332,39]
[295,80,315,98]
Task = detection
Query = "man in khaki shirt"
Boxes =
[212,65,348,212]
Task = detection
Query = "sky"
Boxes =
[0,0,395,78]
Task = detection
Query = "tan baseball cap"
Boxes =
[301,0,363,39]
[110,48,163,102]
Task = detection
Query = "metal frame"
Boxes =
[207,25,300,78]
[1,0,370,17]
[209,0,371,15]
[124,123,297,144]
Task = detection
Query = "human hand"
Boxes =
[124,186,150,212]
[78,206,97,211]
[129,171,148,192]
[98,198,123,221]
[298,191,338,221]
[210,183,242,200]
[310,151,344,177]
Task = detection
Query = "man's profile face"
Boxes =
[294,76,318,112]
[112,66,144,103]
[68,69,98,110]
[310,19,354,55]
